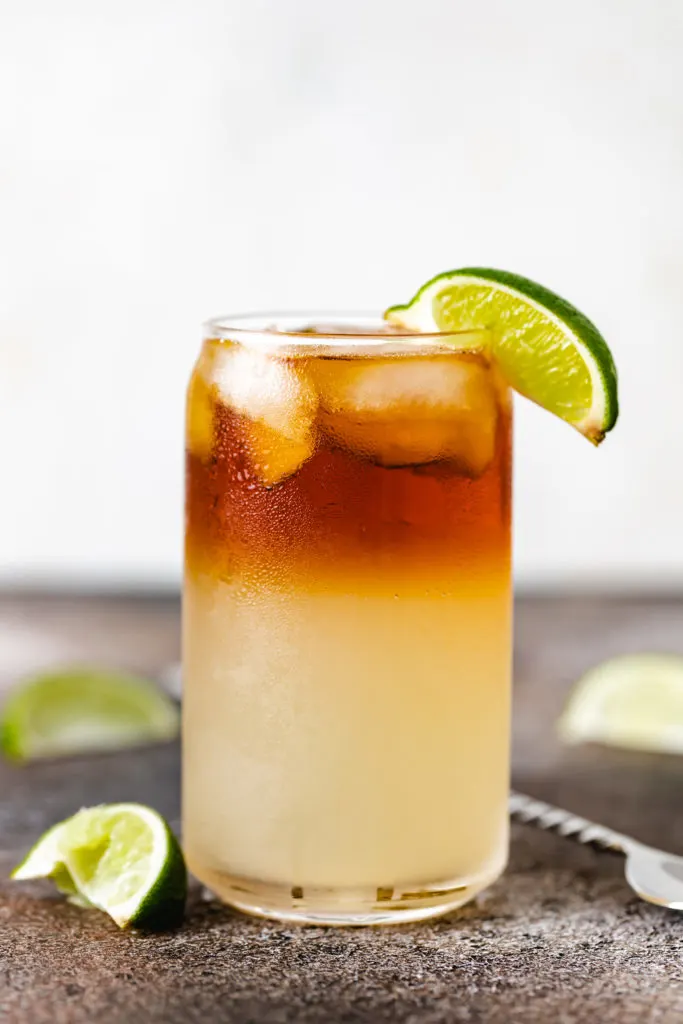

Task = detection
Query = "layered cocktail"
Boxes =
[184,316,512,923]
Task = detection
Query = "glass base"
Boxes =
[191,862,505,926]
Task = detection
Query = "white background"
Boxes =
[1,0,681,591]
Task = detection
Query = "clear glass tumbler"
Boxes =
[183,313,512,924]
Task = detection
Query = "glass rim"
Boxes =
[203,311,489,347]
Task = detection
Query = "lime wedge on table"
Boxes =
[0,669,179,762]
[12,804,187,928]
[385,267,618,443]
[559,654,683,753]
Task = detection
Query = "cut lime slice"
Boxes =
[0,668,180,762]
[559,654,683,753]
[385,267,618,443]
[12,804,187,928]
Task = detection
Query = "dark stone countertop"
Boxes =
[1,593,682,1023]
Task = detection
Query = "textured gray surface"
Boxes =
[1,594,683,1023]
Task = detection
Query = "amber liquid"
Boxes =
[183,337,512,924]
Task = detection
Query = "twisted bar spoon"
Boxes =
[510,791,683,911]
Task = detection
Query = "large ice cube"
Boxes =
[308,355,499,475]
[213,346,318,486]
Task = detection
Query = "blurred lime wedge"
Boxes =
[559,654,683,753]
[12,804,186,928]
[0,668,179,762]
[385,267,618,443]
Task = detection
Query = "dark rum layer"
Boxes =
[186,401,512,586]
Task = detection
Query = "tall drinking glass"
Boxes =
[183,314,512,925]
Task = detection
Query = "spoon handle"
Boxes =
[509,791,631,854]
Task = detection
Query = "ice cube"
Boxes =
[243,423,317,488]
[213,346,318,485]
[308,355,499,475]
[186,365,215,459]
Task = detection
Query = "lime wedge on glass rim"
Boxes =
[385,267,618,443]
[0,668,179,762]
[559,654,683,754]
[12,803,187,929]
